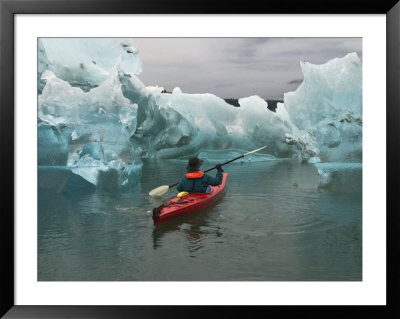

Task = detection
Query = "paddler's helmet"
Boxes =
[187,156,203,172]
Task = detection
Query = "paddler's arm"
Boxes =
[204,164,223,186]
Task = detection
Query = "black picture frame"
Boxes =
[1,0,399,318]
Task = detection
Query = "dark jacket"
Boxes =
[177,170,223,193]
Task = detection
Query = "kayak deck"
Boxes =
[152,173,228,226]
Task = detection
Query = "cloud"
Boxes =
[133,37,362,99]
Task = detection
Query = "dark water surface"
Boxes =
[38,159,362,281]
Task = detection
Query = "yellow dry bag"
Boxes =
[176,191,189,198]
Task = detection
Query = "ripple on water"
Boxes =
[39,159,362,281]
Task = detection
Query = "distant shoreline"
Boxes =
[160,89,282,112]
[224,98,282,112]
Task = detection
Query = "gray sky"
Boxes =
[133,38,362,100]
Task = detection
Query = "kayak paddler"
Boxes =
[177,156,223,193]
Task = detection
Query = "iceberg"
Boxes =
[39,52,144,191]
[38,38,142,92]
[129,92,317,160]
[38,123,69,166]
[37,38,362,192]
[145,86,165,94]
[284,53,362,162]
[172,87,183,94]
[313,162,362,193]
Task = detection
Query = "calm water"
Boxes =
[38,159,362,281]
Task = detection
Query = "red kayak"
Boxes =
[152,173,228,226]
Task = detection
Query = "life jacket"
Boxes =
[185,171,204,179]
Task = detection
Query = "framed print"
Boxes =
[1,0,399,318]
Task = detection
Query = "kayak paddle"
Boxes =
[148,145,268,197]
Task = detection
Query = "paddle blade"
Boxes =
[149,185,169,197]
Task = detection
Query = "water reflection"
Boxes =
[151,199,224,250]
[147,195,164,208]
[38,159,362,281]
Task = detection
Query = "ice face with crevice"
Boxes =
[39,57,138,125]
[131,92,239,158]
[129,93,316,160]
[37,38,362,191]
[38,38,142,92]
[39,54,143,190]
[237,96,318,159]
[284,53,362,162]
